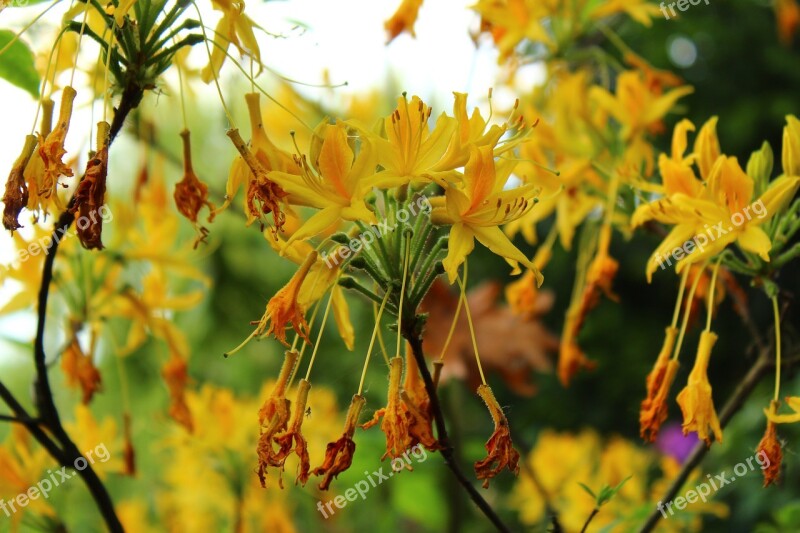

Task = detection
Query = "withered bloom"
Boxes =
[2,135,37,231]
[558,251,618,386]
[230,252,317,354]
[70,121,110,249]
[639,327,680,442]
[313,394,365,490]
[274,378,311,486]
[757,400,782,487]
[226,128,287,232]
[257,350,297,487]
[474,384,520,489]
[401,351,441,451]
[39,86,77,199]
[174,129,215,243]
[361,357,412,461]
[162,354,194,433]
[60,334,102,404]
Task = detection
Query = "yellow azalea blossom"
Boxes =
[355,94,457,188]
[0,427,55,527]
[63,405,127,477]
[432,145,542,284]
[269,121,378,246]
[264,231,355,349]
[783,114,800,176]
[471,0,553,60]
[633,116,800,279]
[590,70,693,140]
[433,92,528,173]
[384,0,424,42]
[676,331,723,445]
[201,0,261,83]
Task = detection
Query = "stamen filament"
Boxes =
[457,261,486,385]
[671,267,691,329]
[357,288,393,396]
[671,262,708,361]
[772,295,782,402]
[705,258,722,332]
[304,289,335,382]
[396,231,411,357]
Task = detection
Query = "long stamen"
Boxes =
[671,262,708,361]
[68,3,91,88]
[705,258,722,332]
[396,231,411,357]
[772,295,782,402]
[671,267,691,329]
[304,288,336,382]
[357,288,393,396]
[458,261,486,385]
[191,2,236,128]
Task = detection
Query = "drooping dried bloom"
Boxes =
[60,333,102,404]
[639,327,680,442]
[70,121,109,249]
[174,129,215,234]
[474,384,520,489]
[162,354,194,432]
[226,128,288,232]
[757,400,782,487]
[361,357,412,461]
[2,135,37,231]
[313,394,365,490]
[558,249,618,386]
[400,349,441,451]
[38,86,77,200]
[232,252,317,352]
[274,378,312,486]
[257,350,297,487]
[558,309,596,387]
[676,331,723,445]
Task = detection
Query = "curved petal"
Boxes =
[442,223,475,284]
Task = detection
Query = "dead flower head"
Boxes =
[474,384,520,489]
[313,394,365,490]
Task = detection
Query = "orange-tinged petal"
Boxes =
[694,117,721,180]
[676,330,723,445]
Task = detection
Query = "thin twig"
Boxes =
[580,508,599,533]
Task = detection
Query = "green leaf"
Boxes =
[0,30,40,97]
[597,476,632,507]
[578,482,596,500]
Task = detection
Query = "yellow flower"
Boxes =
[358,94,457,188]
[591,70,693,140]
[471,0,553,60]
[633,116,800,279]
[639,327,680,442]
[384,0,424,42]
[201,0,261,83]
[432,145,542,284]
[269,122,378,246]
[676,330,723,445]
[589,0,662,26]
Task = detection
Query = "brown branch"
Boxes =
[0,77,146,533]
[404,319,513,533]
